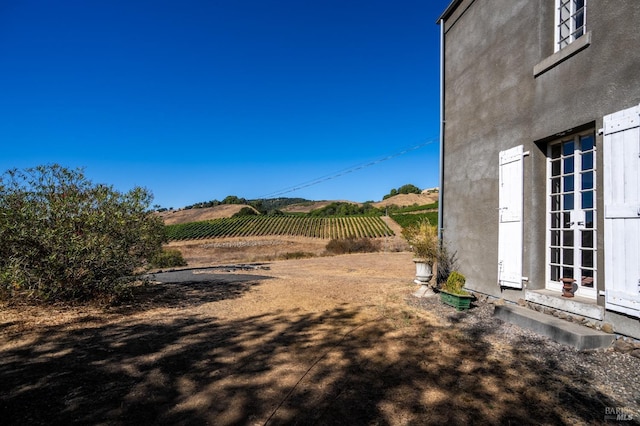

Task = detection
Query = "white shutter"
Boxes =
[603,104,640,317]
[498,145,524,288]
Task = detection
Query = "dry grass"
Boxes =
[165,234,409,268]
[1,250,622,425]
[372,192,439,208]
[158,204,254,225]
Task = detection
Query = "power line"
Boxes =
[258,138,437,199]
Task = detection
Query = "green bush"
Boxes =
[325,237,381,255]
[149,249,187,268]
[309,202,381,217]
[390,212,439,230]
[0,165,166,303]
[442,271,469,295]
[232,206,258,217]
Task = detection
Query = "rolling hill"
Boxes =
[158,191,439,225]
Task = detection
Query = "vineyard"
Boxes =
[389,212,438,229]
[165,216,395,241]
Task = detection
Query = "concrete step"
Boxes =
[494,304,615,350]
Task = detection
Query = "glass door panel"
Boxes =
[547,132,597,298]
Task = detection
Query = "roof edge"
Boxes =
[436,0,464,24]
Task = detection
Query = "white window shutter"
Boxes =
[498,145,524,288]
[603,104,640,317]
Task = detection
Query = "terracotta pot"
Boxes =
[561,277,575,298]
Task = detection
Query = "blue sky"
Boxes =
[0,0,450,208]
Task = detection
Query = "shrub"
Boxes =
[281,251,315,260]
[390,212,439,230]
[309,202,381,217]
[441,271,469,295]
[436,244,459,287]
[232,206,258,217]
[401,218,439,263]
[0,165,166,303]
[325,237,381,255]
[149,249,187,269]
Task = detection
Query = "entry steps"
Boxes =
[494,304,615,350]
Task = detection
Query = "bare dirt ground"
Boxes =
[1,250,637,425]
[166,234,409,267]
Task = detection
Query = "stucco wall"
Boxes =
[441,0,542,299]
[532,4,640,139]
[441,1,640,304]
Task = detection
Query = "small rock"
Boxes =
[574,316,585,323]
[601,323,614,334]
[631,349,640,359]
[517,298,526,307]
[614,339,636,354]
[557,312,568,320]
[494,299,505,306]
[566,315,573,322]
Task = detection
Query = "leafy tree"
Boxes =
[383,184,422,200]
[0,165,166,302]
[309,202,381,217]
[397,184,421,194]
[222,195,246,205]
[232,206,258,217]
[249,199,265,214]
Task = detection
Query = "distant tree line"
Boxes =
[183,196,312,214]
[179,184,424,212]
[308,202,380,217]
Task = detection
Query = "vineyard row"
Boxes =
[165,216,395,241]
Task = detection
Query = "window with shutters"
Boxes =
[546,130,597,299]
[555,0,587,52]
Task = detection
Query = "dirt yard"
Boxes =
[1,251,636,425]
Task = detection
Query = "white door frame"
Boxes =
[545,130,597,299]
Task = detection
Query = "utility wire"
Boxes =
[258,138,437,199]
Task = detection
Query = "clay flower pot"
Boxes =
[561,277,576,298]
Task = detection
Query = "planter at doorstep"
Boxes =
[439,290,474,311]
[413,258,433,285]
[561,277,576,298]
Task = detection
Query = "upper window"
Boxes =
[555,0,586,51]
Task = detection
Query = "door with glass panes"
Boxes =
[546,131,597,299]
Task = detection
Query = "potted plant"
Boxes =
[402,218,439,297]
[439,271,474,311]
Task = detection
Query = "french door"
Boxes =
[546,131,597,299]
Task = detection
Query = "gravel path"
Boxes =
[407,294,640,422]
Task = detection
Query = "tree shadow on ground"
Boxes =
[0,282,633,425]
[119,269,273,312]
